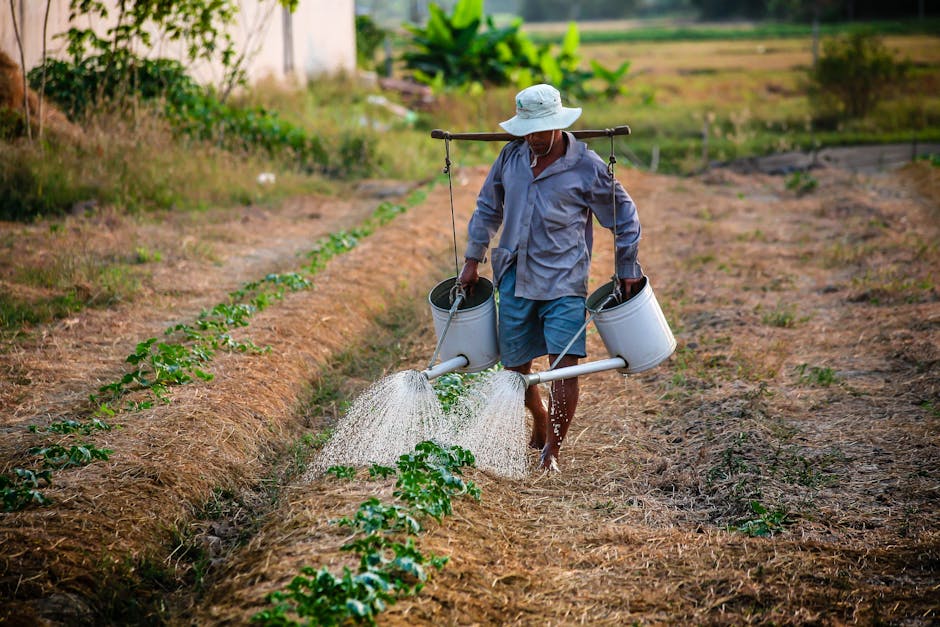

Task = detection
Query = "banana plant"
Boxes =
[590,59,632,98]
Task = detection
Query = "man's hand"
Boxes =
[619,277,644,300]
[458,258,480,295]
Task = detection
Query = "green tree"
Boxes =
[356,14,388,71]
[808,32,910,119]
[61,0,298,102]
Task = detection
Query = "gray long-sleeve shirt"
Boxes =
[464,132,642,300]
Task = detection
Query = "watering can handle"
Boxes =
[430,126,631,142]
[427,290,465,370]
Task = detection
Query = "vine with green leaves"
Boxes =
[0,194,419,512]
[253,441,480,626]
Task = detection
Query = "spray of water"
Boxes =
[314,368,530,479]
[315,369,446,470]
[446,370,529,479]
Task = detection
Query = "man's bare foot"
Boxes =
[538,448,560,472]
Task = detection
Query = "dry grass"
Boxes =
[0,173,474,621]
[1,159,938,625]
[185,166,937,625]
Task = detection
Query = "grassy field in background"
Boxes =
[2,22,938,333]
[522,17,940,43]
[362,30,939,174]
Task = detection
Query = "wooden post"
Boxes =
[702,117,709,171]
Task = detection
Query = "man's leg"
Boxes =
[540,354,579,470]
[506,360,548,449]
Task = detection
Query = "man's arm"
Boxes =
[460,146,510,290]
[584,157,643,299]
[464,154,507,264]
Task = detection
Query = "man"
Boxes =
[458,83,644,472]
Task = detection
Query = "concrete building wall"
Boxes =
[0,0,355,86]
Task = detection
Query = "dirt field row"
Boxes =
[1,160,938,624]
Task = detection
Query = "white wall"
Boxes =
[0,0,355,86]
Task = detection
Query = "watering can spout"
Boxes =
[421,355,470,381]
[520,357,628,388]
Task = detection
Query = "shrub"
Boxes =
[28,55,201,120]
[0,146,95,219]
[808,32,910,120]
[356,14,388,72]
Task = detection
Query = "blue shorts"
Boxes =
[497,265,587,368]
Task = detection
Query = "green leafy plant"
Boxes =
[95,336,214,403]
[796,363,839,387]
[51,0,297,104]
[432,372,468,413]
[1,468,53,512]
[325,465,357,480]
[338,498,422,535]
[784,171,818,196]
[30,442,113,469]
[401,0,605,97]
[254,442,477,626]
[730,500,791,537]
[356,14,388,71]
[166,93,332,173]
[590,59,631,98]
[28,417,113,436]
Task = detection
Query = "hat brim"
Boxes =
[498,106,582,136]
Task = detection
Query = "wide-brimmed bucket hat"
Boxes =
[499,84,582,136]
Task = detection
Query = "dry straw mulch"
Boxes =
[191,165,937,625]
[2,162,939,625]
[0,172,482,623]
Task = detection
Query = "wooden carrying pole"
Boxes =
[430,125,631,141]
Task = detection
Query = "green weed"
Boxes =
[784,170,818,195]
[796,363,839,387]
[134,246,162,263]
[761,303,800,328]
[730,500,792,537]
[325,465,357,480]
[707,432,752,484]
[920,400,940,418]
[769,446,841,488]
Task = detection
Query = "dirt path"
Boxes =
[1,162,938,625]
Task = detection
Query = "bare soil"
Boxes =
[1,159,938,625]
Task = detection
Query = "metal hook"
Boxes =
[449,280,465,307]
[443,137,452,175]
